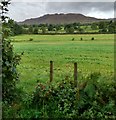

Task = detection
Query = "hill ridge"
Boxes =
[18,13,106,25]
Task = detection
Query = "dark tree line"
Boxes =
[7,19,116,36]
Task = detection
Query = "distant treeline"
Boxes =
[8,19,116,36]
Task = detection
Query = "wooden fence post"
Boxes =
[74,62,78,87]
[50,61,53,82]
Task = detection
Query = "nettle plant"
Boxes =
[1,0,21,103]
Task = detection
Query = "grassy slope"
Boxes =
[12,34,114,93]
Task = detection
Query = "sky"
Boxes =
[8,0,115,22]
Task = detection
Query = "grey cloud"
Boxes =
[8,2,47,21]
[46,2,114,13]
[8,2,114,21]
[44,2,114,19]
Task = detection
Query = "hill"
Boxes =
[18,13,106,25]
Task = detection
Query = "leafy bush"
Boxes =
[77,73,116,119]
[2,1,21,103]
[32,80,77,118]
[3,73,116,119]
[31,72,116,119]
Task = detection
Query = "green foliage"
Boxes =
[33,27,38,34]
[18,20,115,34]
[108,21,116,33]
[1,0,21,103]
[48,24,54,31]
[98,21,108,33]
[91,23,98,30]
[55,24,61,32]
[2,38,21,102]
[99,21,107,29]
[28,25,33,34]
[76,72,116,119]
[32,80,77,118]
[30,73,116,119]
[41,26,46,34]
[78,27,84,33]
[8,19,23,35]
[64,24,75,33]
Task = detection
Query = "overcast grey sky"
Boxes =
[8,1,115,22]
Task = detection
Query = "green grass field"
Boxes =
[12,34,114,93]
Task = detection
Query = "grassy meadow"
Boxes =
[11,34,114,93]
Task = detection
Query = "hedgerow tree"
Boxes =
[5,19,23,36]
[33,27,38,34]
[64,24,75,33]
[28,25,33,34]
[98,21,107,33]
[91,23,97,30]
[1,0,21,103]
[108,21,115,33]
